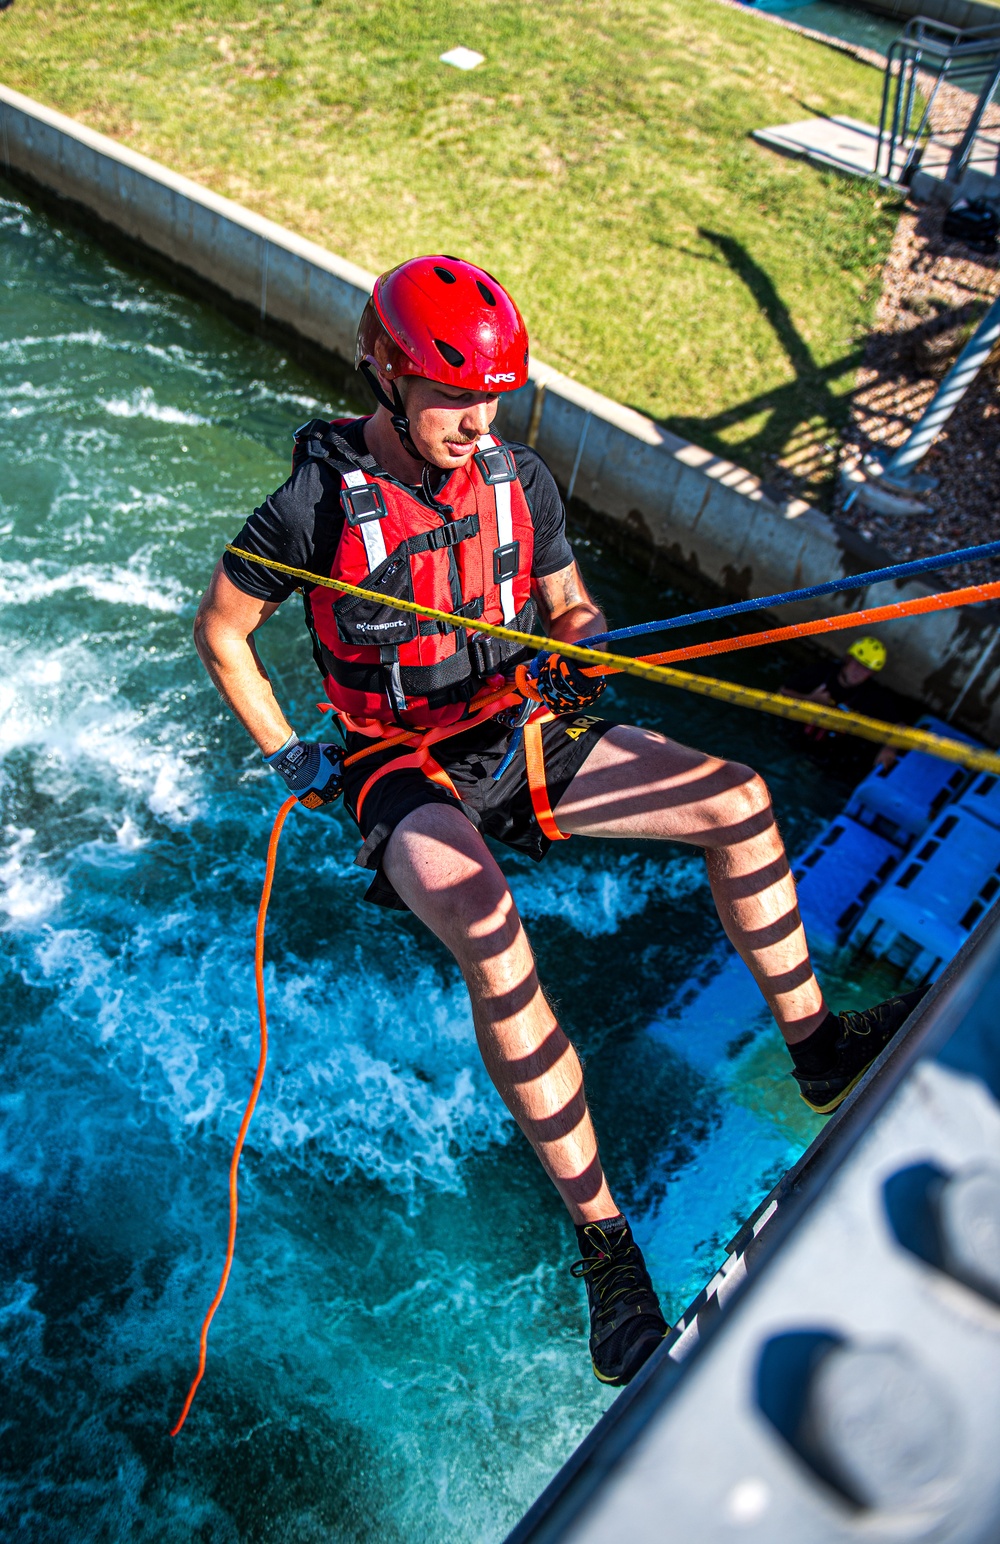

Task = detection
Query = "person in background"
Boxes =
[781,637,911,774]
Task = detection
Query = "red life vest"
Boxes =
[294,419,537,730]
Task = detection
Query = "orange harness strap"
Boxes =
[349,695,514,825]
[354,743,460,822]
[523,715,568,842]
[342,694,570,844]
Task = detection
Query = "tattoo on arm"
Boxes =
[536,563,588,616]
[534,562,605,637]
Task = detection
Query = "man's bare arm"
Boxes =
[532,561,606,644]
[780,684,835,705]
[193,560,294,756]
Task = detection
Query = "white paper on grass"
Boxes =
[439,47,485,70]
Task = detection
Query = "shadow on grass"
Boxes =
[649,229,866,499]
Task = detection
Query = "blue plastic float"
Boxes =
[801,715,1000,985]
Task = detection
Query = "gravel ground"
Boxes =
[834,197,999,585]
[732,1,1000,579]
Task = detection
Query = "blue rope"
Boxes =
[491,655,546,781]
[584,537,1000,649]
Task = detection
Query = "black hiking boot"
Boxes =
[571,1217,669,1386]
[792,987,928,1115]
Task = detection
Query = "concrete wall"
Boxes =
[0,84,373,362]
[2,81,998,739]
[852,0,1000,32]
[912,159,1000,206]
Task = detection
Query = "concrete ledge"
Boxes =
[2,81,998,738]
[911,162,1000,206]
[0,83,376,359]
[851,0,1000,30]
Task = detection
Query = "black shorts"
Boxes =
[342,713,616,910]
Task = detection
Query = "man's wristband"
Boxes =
[263,733,299,767]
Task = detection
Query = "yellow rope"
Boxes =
[225,545,1000,775]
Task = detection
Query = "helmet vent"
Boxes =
[476,280,497,306]
[433,266,457,284]
[434,338,466,368]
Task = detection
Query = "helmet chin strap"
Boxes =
[357,360,454,508]
[359,361,421,461]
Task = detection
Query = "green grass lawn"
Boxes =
[0,0,901,490]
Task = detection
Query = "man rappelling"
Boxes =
[193,256,924,1389]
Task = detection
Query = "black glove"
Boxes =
[263,735,343,809]
[533,652,606,715]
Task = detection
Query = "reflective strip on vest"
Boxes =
[344,469,387,570]
[478,434,516,624]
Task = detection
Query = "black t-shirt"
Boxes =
[223,417,575,604]
[784,658,909,723]
[784,657,911,773]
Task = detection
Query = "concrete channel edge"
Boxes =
[2,80,998,738]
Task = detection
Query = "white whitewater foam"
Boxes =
[0,826,65,924]
[0,328,111,363]
[0,640,203,825]
[0,558,187,613]
[514,851,706,937]
[0,380,71,419]
[246,381,328,412]
[27,915,511,1198]
[99,387,208,427]
[115,814,148,851]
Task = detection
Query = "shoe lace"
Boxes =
[570,1225,648,1324]
[838,1002,891,1040]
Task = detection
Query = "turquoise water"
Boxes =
[0,184,896,1541]
[752,0,903,55]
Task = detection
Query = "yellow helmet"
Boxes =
[847,636,887,672]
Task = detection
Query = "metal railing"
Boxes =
[876,14,1000,187]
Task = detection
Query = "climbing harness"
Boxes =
[172,538,1000,1433]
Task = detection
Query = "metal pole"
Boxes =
[884,295,1000,481]
[889,47,910,177]
[901,49,921,158]
[566,411,591,503]
[947,60,1000,181]
[946,629,1000,722]
[877,41,899,179]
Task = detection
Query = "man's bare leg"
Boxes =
[554,724,827,1044]
[551,720,927,1118]
[383,799,669,1386]
[382,801,618,1224]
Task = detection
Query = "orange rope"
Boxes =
[170,794,297,1437]
[291,578,1000,786]
[339,683,521,770]
[586,579,1000,676]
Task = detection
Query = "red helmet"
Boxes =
[356,255,529,393]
